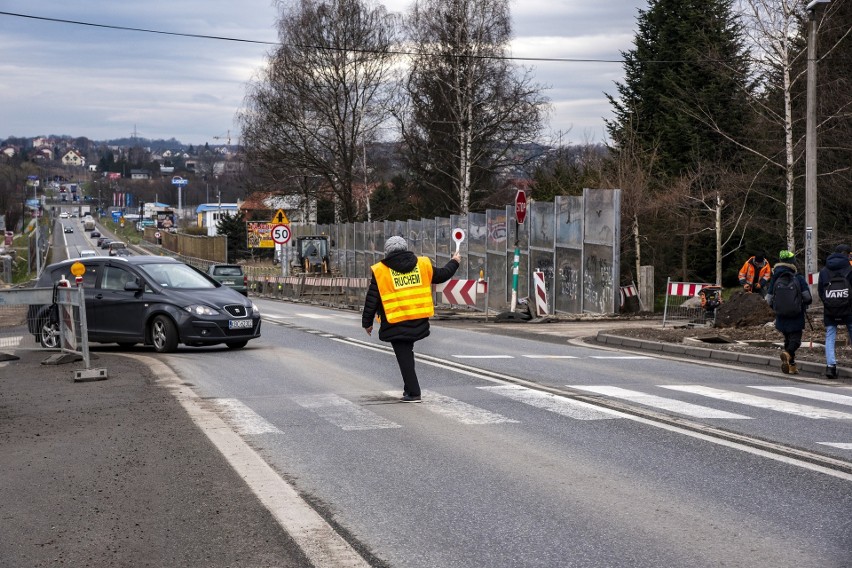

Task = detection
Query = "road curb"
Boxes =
[595,332,852,380]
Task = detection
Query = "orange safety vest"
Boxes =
[371,257,435,324]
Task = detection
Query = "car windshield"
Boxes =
[138,262,216,289]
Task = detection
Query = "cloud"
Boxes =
[0,0,644,145]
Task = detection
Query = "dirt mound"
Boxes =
[714,290,775,328]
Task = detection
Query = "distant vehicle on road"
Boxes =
[27,256,261,352]
[83,217,95,231]
[64,226,74,234]
[99,238,113,250]
[90,230,101,238]
[80,250,97,258]
[108,242,128,256]
[207,264,248,296]
[59,211,69,218]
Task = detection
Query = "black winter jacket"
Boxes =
[818,252,852,325]
[361,251,459,343]
[767,262,812,333]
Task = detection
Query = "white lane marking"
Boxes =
[478,385,620,420]
[453,355,514,359]
[569,386,752,420]
[211,398,282,435]
[384,390,519,425]
[135,355,371,568]
[818,443,852,450]
[320,334,335,338]
[331,339,852,481]
[296,313,333,319]
[589,356,652,359]
[661,385,852,420]
[305,330,323,334]
[749,386,852,407]
[0,336,23,348]
[523,355,578,359]
[292,394,401,431]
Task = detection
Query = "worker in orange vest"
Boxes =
[738,251,771,297]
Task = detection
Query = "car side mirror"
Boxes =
[124,281,143,292]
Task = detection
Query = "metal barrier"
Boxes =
[661,279,714,327]
[0,286,90,368]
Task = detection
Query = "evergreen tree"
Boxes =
[606,0,752,178]
[216,212,248,262]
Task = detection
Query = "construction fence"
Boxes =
[279,189,622,315]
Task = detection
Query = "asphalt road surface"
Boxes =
[154,299,852,567]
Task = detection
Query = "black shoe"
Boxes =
[400,394,422,403]
[826,365,838,379]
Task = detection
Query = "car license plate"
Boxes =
[229,319,253,330]
[222,280,235,285]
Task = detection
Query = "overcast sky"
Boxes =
[0,1,646,147]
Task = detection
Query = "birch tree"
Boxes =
[239,0,397,222]
[398,0,548,215]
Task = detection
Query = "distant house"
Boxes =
[240,191,312,224]
[196,203,240,236]
[88,164,98,172]
[130,169,151,180]
[61,149,85,167]
[0,146,16,158]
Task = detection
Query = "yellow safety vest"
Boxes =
[372,257,435,323]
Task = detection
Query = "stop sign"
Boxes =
[515,190,527,224]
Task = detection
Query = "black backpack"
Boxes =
[823,267,852,318]
[772,271,803,317]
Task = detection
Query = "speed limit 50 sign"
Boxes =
[272,224,291,245]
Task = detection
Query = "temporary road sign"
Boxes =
[272,209,290,224]
[272,224,291,245]
[154,231,162,239]
[515,190,527,224]
[452,228,466,254]
[436,279,478,305]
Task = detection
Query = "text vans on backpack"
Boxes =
[822,266,852,319]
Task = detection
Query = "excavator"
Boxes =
[289,235,334,275]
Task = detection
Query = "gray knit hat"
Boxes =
[384,236,408,255]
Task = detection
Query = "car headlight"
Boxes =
[251,302,260,315]
[184,304,219,316]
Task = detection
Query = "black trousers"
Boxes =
[783,330,803,361]
[391,341,420,396]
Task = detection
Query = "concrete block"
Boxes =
[737,353,772,366]
[640,341,664,351]
[709,350,739,362]
[662,344,686,354]
[74,368,108,382]
[621,338,643,348]
[683,346,713,358]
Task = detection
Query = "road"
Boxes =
[158,298,852,568]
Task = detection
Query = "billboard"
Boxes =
[246,222,274,248]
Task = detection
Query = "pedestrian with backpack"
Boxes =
[766,250,812,375]
[818,244,852,379]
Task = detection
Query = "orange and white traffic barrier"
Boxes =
[533,271,548,316]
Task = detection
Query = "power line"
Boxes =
[0,9,623,64]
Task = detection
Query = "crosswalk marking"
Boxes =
[384,390,519,425]
[211,398,282,436]
[568,385,752,419]
[661,385,852,420]
[748,386,852,407]
[818,443,852,450]
[292,394,402,431]
[478,385,620,420]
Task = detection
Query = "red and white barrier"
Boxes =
[667,281,709,296]
[620,283,638,308]
[533,271,548,316]
[434,279,488,306]
[662,278,715,327]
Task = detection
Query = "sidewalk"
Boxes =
[0,349,309,568]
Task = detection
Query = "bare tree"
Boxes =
[398,0,548,215]
[239,0,398,222]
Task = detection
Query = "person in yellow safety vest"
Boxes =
[362,236,461,403]
[738,251,772,297]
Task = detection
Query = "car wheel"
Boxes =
[151,316,178,353]
[39,320,60,349]
[226,340,248,349]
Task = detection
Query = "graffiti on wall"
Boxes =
[583,245,615,313]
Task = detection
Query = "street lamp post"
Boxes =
[804,0,830,287]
